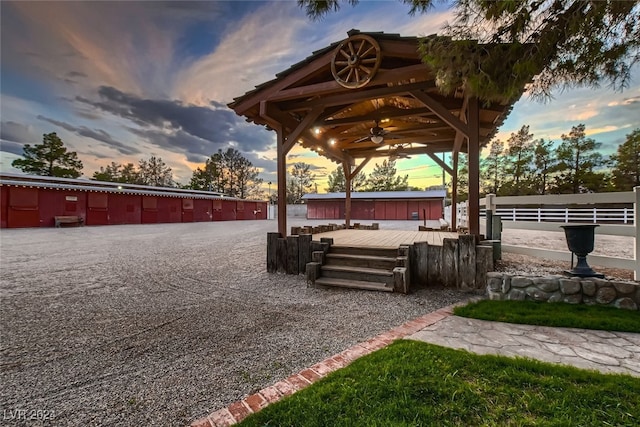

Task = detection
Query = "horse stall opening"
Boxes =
[107,193,141,225]
[212,199,223,221]
[255,202,268,220]
[221,199,237,221]
[182,198,194,222]
[193,199,213,222]
[157,197,182,223]
[141,196,158,224]
[1,185,9,228]
[38,188,87,227]
[7,186,40,228]
[87,192,109,225]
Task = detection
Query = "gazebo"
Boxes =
[229,29,523,238]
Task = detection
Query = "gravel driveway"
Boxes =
[1,220,468,426]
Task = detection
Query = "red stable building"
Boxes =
[0,173,267,228]
[302,190,446,221]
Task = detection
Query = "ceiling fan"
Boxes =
[353,118,389,144]
[388,144,411,161]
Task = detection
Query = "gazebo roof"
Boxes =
[229,29,521,166]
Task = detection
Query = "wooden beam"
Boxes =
[231,49,334,114]
[410,90,469,137]
[267,64,429,103]
[344,136,454,151]
[321,107,437,127]
[378,39,423,59]
[284,105,324,153]
[261,101,346,164]
[280,80,435,112]
[350,156,371,178]
[467,97,480,237]
[452,96,469,154]
[348,142,451,157]
[426,152,454,176]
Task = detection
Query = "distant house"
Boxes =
[302,190,445,221]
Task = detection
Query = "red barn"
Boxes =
[0,173,267,228]
[302,190,446,221]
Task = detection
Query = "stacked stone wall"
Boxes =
[487,272,639,311]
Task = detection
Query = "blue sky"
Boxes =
[1,0,638,190]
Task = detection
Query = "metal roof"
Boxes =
[302,190,446,200]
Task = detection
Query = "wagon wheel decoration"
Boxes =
[331,35,382,89]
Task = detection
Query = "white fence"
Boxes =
[445,188,639,280]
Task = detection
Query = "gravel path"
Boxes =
[0,220,468,427]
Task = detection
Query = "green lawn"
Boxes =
[454,300,640,333]
[238,340,640,426]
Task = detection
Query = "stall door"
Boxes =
[87,193,108,225]
[182,198,194,222]
[8,187,40,228]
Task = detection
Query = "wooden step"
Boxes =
[325,253,396,269]
[314,277,393,292]
[320,265,393,284]
[329,245,397,258]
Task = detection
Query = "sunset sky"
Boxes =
[1,1,638,191]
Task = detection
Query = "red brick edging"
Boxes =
[190,305,455,427]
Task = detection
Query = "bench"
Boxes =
[54,216,84,228]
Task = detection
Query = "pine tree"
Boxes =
[300,1,639,101]
[138,156,174,187]
[364,159,409,191]
[530,139,556,195]
[502,126,534,195]
[12,132,83,178]
[287,162,315,203]
[325,166,366,192]
[553,124,605,193]
[93,162,142,184]
[481,139,505,195]
[611,128,640,191]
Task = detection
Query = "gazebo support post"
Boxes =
[467,97,480,238]
[276,127,287,237]
[451,152,458,231]
[342,162,352,228]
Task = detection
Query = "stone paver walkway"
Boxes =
[191,305,640,427]
[407,315,640,377]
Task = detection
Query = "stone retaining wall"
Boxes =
[487,272,640,310]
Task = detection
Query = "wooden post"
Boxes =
[475,245,494,290]
[409,241,429,286]
[467,97,480,237]
[286,235,299,274]
[298,233,312,274]
[343,162,351,228]
[267,232,280,273]
[276,127,287,237]
[442,238,458,288]
[427,244,442,285]
[457,235,476,292]
[276,238,287,273]
[451,151,458,231]
[634,186,639,280]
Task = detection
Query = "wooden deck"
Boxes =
[315,229,460,249]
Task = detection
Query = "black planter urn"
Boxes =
[560,224,604,278]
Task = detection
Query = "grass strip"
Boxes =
[239,340,639,426]
[454,300,640,333]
